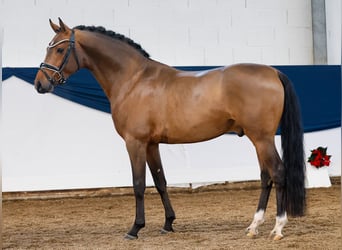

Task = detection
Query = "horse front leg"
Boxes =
[147,143,176,233]
[124,139,147,240]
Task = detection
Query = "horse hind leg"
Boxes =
[246,170,272,238]
[247,139,287,240]
[269,163,288,241]
[269,148,287,240]
[147,143,176,234]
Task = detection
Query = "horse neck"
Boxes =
[76,30,148,100]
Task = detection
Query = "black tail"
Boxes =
[278,71,306,217]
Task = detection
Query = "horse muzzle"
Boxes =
[35,80,54,94]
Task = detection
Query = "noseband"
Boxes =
[39,29,80,85]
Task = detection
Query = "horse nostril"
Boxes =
[36,81,41,91]
[36,81,46,94]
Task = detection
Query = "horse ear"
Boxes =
[58,17,70,32]
[49,19,61,33]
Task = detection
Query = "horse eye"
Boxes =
[56,47,64,53]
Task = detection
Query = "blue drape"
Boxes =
[2,65,341,132]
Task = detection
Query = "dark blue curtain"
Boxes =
[3,65,341,132]
[274,65,341,132]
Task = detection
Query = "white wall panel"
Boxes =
[247,27,274,46]
[2,78,340,191]
[205,46,234,66]
[290,47,314,64]
[261,47,290,65]
[233,47,262,63]
[325,0,342,64]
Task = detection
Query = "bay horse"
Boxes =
[34,18,305,241]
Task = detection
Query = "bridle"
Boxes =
[39,29,80,85]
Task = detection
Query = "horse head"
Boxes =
[34,18,80,93]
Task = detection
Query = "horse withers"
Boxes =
[34,18,306,240]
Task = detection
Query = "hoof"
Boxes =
[160,228,174,234]
[273,234,284,241]
[246,227,258,238]
[246,231,257,238]
[269,230,284,241]
[124,233,138,240]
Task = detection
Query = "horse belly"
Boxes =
[161,113,233,144]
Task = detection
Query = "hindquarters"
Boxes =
[223,65,305,217]
[221,64,285,139]
[230,65,305,216]
[231,65,305,239]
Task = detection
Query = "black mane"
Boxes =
[73,25,150,58]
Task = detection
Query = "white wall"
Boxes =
[1,0,317,66]
[325,0,342,64]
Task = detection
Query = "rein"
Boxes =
[39,29,80,85]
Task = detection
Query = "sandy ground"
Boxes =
[2,182,341,250]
